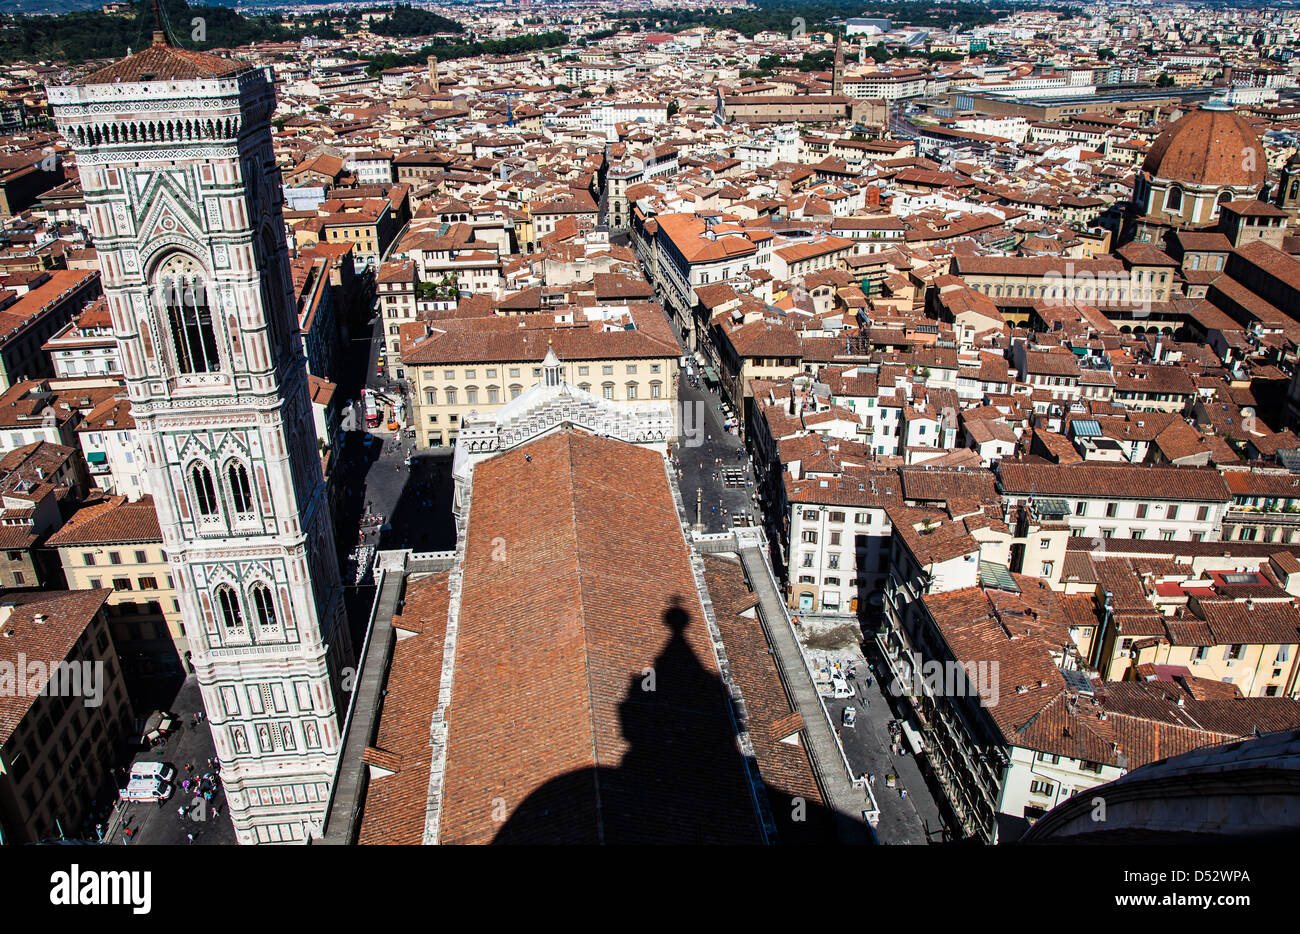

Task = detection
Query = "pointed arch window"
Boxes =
[228,462,254,514]
[216,585,242,629]
[157,254,219,374]
[192,465,218,516]
[251,583,277,629]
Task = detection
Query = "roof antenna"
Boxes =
[152,0,171,47]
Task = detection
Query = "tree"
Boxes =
[368,4,462,38]
[666,100,679,118]
[1156,72,1174,87]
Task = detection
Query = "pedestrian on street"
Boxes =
[177,806,185,818]
[869,773,876,786]
[901,788,908,801]
[187,833,194,844]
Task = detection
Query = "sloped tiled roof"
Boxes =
[74,40,248,86]
[46,495,161,546]
[355,570,450,846]
[0,589,112,743]
[438,431,764,844]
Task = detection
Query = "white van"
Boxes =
[901,719,925,754]
[831,676,855,699]
[129,762,176,784]
[120,776,172,803]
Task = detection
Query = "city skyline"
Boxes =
[0,0,1294,875]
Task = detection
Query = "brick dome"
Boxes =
[1140,102,1266,189]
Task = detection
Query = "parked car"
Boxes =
[842,706,857,728]
[139,710,178,747]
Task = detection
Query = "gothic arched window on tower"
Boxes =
[192,464,218,516]
[251,583,277,629]
[228,462,254,514]
[157,254,220,374]
[216,585,243,629]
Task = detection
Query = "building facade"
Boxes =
[50,34,353,844]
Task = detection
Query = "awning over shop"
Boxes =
[701,366,719,382]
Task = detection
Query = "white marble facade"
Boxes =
[50,56,352,844]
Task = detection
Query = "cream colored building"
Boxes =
[47,495,187,680]
[1099,592,1300,698]
[401,305,680,448]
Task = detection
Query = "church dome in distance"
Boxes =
[1140,100,1266,189]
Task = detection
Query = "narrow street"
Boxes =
[105,676,235,846]
[671,365,761,533]
[331,294,457,642]
[346,302,456,555]
[822,661,950,844]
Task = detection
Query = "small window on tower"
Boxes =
[216,586,242,629]
[192,465,218,516]
[228,463,254,514]
[251,584,277,628]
